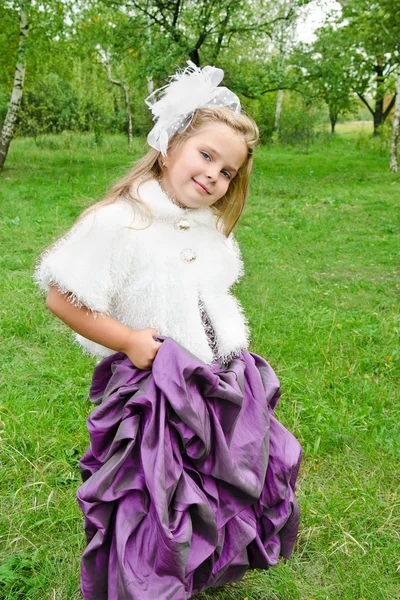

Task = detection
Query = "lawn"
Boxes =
[0,131,399,599]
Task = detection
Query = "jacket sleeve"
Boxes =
[34,202,134,314]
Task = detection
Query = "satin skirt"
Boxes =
[77,338,302,599]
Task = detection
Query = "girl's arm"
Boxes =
[46,286,161,370]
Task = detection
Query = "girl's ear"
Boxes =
[157,154,168,171]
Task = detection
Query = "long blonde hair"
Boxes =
[80,106,259,237]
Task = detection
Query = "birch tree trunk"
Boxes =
[0,2,29,173]
[274,89,284,133]
[390,70,400,173]
[122,83,133,149]
[146,17,154,97]
[147,77,154,96]
[103,58,133,148]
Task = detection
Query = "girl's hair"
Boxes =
[80,106,259,237]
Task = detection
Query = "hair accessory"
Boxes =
[145,60,241,156]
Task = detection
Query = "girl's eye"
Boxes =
[200,151,231,180]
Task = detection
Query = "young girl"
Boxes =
[35,62,302,600]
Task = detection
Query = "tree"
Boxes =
[71,3,151,144]
[287,0,400,136]
[0,0,73,170]
[290,28,356,134]
[269,0,300,133]
[104,0,304,69]
[336,0,400,135]
[0,0,29,172]
[98,47,133,147]
[70,0,307,144]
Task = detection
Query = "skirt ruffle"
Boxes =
[77,338,302,600]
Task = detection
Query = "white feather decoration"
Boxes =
[146,61,241,156]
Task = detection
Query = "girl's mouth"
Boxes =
[192,179,209,194]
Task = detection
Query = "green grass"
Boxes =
[0,132,399,600]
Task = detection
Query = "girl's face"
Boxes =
[160,123,247,209]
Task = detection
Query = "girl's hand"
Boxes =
[123,328,162,370]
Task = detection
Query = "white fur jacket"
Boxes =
[35,178,249,364]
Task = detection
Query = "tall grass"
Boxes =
[0,133,399,599]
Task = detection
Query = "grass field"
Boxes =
[329,121,374,134]
[0,131,399,600]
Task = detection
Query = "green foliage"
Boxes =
[0,86,9,127]
[11,63,152,139]
[241,92,323,148]
[290,29,358,128]
[303,0,399,133]
[355,121,393,153]
[277,95,320,147]
[17,73,78,136]
[0,2,20,89]
[242,94,277,144]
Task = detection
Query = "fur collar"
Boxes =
[136,178,218,228]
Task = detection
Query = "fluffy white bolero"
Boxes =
[35,179,249,364]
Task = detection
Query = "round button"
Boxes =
[180,248,197,263]
[174,218,191,231]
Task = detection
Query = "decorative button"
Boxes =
[174,218,191,231]
[180,248,197,263]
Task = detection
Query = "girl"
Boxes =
[35,62,302,600]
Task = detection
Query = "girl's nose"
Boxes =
[205,166,219,181]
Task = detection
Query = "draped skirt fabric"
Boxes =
[77,338,302,600]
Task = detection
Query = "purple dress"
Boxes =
[77,337,302,599]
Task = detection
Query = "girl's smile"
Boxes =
[160,123,247,209]
[192,179,210,194]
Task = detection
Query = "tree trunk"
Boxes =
[373,99,384,135]
[147,77,154,96]
[274,89,283,132]
[189,48,200,67]
[0,2,29,173]
[146,17,154,98]
[390,72,400,173]
[373,59,384,136]
[329,109,337,134]
[122,84,133,149]
[102,54,133,148]
[358,59,395,136]
[113,90,119,116]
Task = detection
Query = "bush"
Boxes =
[355,121,392,154]
[243,94,276,144]
[10,68,152,140]
[278,97,319,148]
[16,73,80,138]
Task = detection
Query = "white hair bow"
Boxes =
[145,61,241,156]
